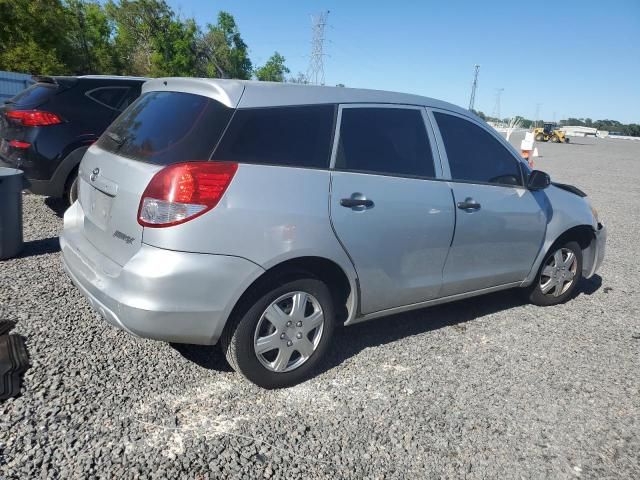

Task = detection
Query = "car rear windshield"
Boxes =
[8,84,57,107]
[97,91,233,165]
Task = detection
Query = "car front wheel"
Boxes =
[528,241,583,306]
[221,277,335,388]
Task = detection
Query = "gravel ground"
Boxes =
[1,136,639,479]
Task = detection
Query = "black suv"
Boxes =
[0,75,145,204]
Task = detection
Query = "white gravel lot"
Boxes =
[0,136,639,479]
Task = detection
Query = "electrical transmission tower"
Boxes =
[468,64,480,111]
[492,88,504,122]
[306,11,330,85]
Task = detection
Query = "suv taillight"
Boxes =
[138,162,238,228]
[6,110,63,126]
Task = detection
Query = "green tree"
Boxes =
[66,0,118,74]
[288,72,309,84]
[255,52,289,82]
[105,0,177,76]
[195,11,252,79]
[149,17,198,76]
[0,0,71,74]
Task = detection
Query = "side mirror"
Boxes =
[527,170,551,190]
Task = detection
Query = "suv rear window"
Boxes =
[213,105,336,168]
[8,84,56,107]
[97,91,233,165]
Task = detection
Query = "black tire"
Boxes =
[64,171,78,206]
[528,241,583,306]
[535,133,545,142]
[221,277,335,389]
[564,137,570,143]
[551,135,560,143]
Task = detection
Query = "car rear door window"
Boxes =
[434,112,522,186]
[86,87,129,111]
[97,91,233,165]
[213,105,336,168]
[335,107,436,178]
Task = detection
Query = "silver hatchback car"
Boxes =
[61,78,606,388]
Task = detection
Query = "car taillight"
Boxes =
[6,110,63,127]
[138,162,238,228]
[8,140,31,149]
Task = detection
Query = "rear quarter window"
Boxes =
[85,87,129,111]
[97,91,233,165]
[213,105,336,168]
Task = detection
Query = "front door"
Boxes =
[330,105,455,314]
[431,110,547,296]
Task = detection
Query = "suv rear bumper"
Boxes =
[1,146,86,198]
[60,202,264,345]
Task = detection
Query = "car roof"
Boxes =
[34,75,147,85]
[75,75,148,82]
[142,77,471,115]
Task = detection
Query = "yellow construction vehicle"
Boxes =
[534,122,570,143]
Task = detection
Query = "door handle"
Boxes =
[457,197,481,210]
[340,198,374,208]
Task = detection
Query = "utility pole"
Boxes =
[535,103,542,128]
[468,64,480,111]
[306,11,330,85]
[492,88,504,123]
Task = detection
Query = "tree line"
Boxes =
[0,0,296,82]
[472,111,639,137]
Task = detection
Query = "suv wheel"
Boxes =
[528,241,582,306]
[65,172,79,206]
[221,277,335,388]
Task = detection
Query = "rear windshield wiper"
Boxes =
[106,131,126,146]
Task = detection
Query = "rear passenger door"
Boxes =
[430,109,547,296]
[330,105,455,314]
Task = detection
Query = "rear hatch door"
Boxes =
[1,78,76,158]
[78,86,238,266]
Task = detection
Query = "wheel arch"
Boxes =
[48,146,88,197]
[225,256,358,333]
[523,223,596,286]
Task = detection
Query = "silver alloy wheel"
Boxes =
[540,247,578,297]
[253,291,325,373]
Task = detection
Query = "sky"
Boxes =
[167,0,640,123]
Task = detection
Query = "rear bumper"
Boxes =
[0,153,57,195]
[60,202,265,345]
[1,146,86,197]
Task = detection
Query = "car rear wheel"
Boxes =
[221,277,335,388]
[528,241,582,306]
[64,171,78,206]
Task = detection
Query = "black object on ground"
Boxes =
[0,320,29,400]
[0,319,16,336]
[0,167,24,260]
